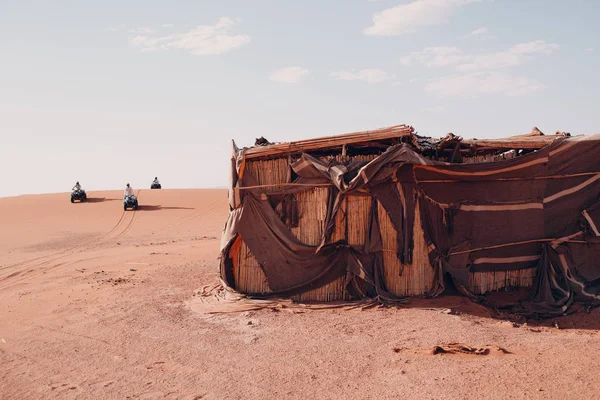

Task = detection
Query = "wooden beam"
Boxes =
[243,124,413,159]
[509,127,545,138]
[461,135,560,150]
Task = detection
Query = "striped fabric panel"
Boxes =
[470,255,541,272]
[549,135,598,157]
[557,253,600,301]
[417,157,548,177]
[583,210,600,236]
[459,203,543,212]
[472,255,541,265]
[543,174,600,204]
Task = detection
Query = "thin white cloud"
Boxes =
[425,72,545,97]
[401,40,559,71]
[129,17,250,56]
[405,41,557,97]
[465,25,496,40]
[269,67,311,84]
[401,46,463,67]
[108,24,173,33]
[106,24,127,32]
[459,41,559,71]
[364,0,480,36]
[129,27,153,34]
[330,69,393,83]
[584,48,594,52]
[470,26,487,36]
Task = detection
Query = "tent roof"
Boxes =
[241,124,570,160]
[242,125,414,159]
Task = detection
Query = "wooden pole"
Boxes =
[450,239,590,256]
[237,183,332,190]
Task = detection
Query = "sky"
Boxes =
[0,0,598,197]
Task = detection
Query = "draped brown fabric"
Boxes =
[221,136,600,317]
[234,195,370,296]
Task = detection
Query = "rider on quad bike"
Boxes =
[71,181,87,203]
[123,183,138,210]
[151,177,161,189]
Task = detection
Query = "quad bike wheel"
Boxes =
[124,204,127,211]
[71,197,74,203]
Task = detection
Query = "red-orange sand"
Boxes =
[1,189,599,399]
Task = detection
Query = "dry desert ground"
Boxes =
[1,189,600,399]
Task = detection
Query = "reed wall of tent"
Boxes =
[226,140,545,301]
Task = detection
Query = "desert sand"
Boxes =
[1,189,600,399]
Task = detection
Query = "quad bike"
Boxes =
[150,183,162,189]
[71,189,87,203]
[124,195,138,210]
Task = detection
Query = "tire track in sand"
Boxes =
[0,202,128,275]
[109,189,141,240]
[0,218,117,276]
[154,197,227,234]
[0,192,141,288]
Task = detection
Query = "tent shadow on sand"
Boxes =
[82,197,120,203]
[403,287,600,331]
[136,205,195,211]
[203,279,600,331]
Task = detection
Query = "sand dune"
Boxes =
[1,189,600,399]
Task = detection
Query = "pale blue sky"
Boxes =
[1,0,598,197]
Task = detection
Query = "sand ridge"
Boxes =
[1,189,600,399]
